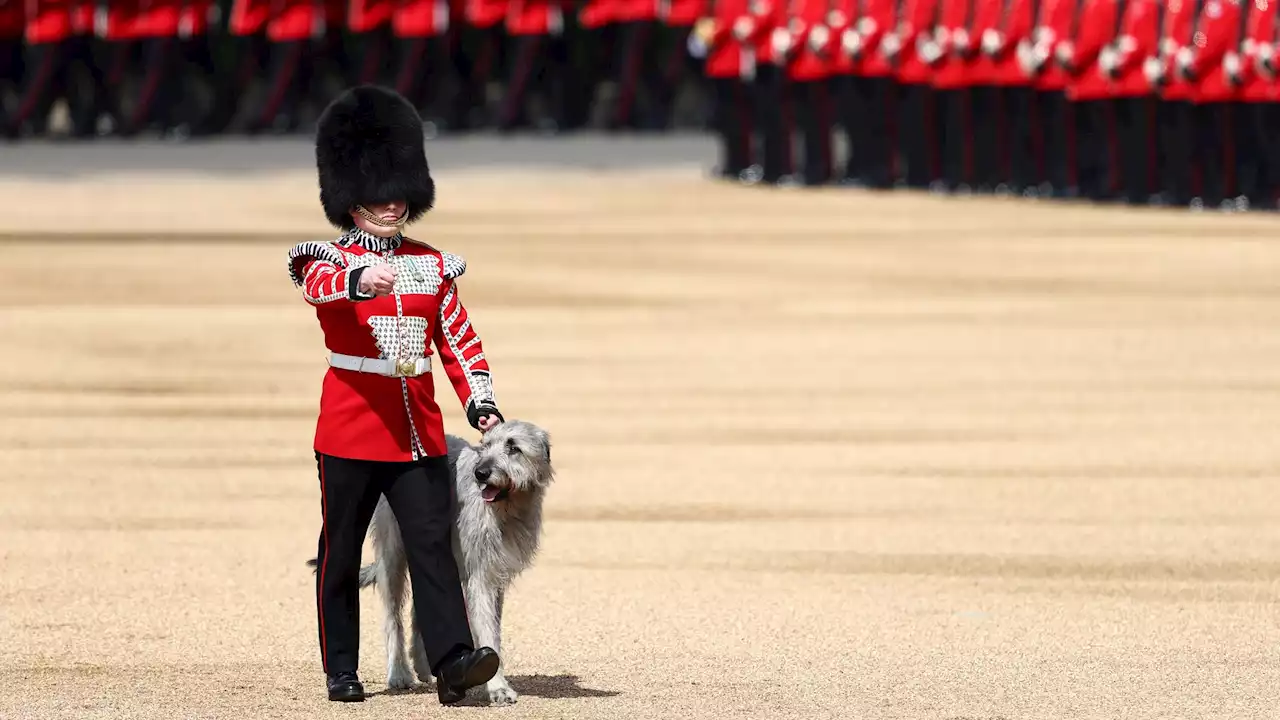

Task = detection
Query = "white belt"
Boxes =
[328,352,432,378]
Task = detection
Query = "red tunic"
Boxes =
[666,0,706,25]
[893,0,941,84]
[507,0,561,34]
[782,0,835,80]
[289,229,500,463]
[1099,0,1161,97]
[24,0,74,43]
[348,0,394,31]
[973,0,1036,84]
[1065,0,1122,100]
[0,0,24,38]
[702,0,754,78]
[930,0,977,89]
[463,0,507,27]
[394,0,449,35]
[854,0,901,76]
[1240,0,1279,101]
[180,0,217,35]
[1185,0,1245,102]
[1156,0,1200,100]
[229,0,272,34]
[132,0,181,36]
[1028,0,1080,90]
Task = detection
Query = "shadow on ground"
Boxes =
[368,674,619,701]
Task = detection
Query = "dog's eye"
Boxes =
[506,440,520,455]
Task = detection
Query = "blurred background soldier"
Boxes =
[1098,0,1160,206]
[391,0,452,127]
[1024,0,1081,198]
[656,0,707,128]
[113,0,186,137]
[450,0,508,130]
[1237,0,1279,209]
[10,0,102,137]
[604,0,663,129]
[890,0,941,191]
[692,0,759,181]
[976,0,1037,195]
[0,0,21,131]
[1153,0,1198,206]
[931,0,978,192]
[496,0,564,131]
[745,0,794,185]
[1178,0,1243,210]
[777,0,834,185]
[832,0,897,188]
[1062,0,1121,202]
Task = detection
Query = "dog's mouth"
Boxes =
[480,483,511,503]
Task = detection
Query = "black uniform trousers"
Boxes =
[751,63,793,182]
[898,81,935,189]
[1113,95,1157,204]
[314,451,474,676]
[1242,101,1280,208]
[710,75,755,177]
[789,78,834,186]
[1074,99,1113,201]
[936,87,969,190]
[835,73,894,188]
[1192,101,1229,207]
[1035,88,1074,197]
[1157,98,1193,205]
[607,19,664,129]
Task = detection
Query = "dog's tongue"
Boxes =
[481,485,503,502]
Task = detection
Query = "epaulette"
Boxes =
[402,237,467,280]
[287,240,347,287]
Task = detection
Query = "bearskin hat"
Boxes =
[314,85,435,230]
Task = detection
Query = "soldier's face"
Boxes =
[351,200,407,236]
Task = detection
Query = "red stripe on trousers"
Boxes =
[317,458,331,673]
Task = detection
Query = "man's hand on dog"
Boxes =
[478,414,502,432]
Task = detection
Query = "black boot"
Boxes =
[434,647,501,705]
[327,670,365,702]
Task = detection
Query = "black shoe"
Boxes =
[435,647,501,705]
[327,671,365,702]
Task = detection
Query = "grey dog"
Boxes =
[344,419,553,705]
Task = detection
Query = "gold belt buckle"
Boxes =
[395,358,419,377]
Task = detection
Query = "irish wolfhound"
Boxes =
[358,419,552,705]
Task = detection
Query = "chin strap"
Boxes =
[353,204,409,229]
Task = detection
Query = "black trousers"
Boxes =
[898,81,935,189]
[607,20,663,129]
[1075,99,1113,201]
[752,63,793,182]
[968,85,1000,189]
[314,452,474,676]
[1157,98,1193,204]
[835,73,894,188]
[1192,101,1229,206]
[449,22,507,130]
[710,76,754,177]
[1035,89,1074,196]
[789,78,834,186]
[1113,95,1157,204]
[1003,86,1036,193]
[393,35,450,122]
[1242,102,1280,207]
[936,87,969,189]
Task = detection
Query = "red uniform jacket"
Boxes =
[132,0,182,36]
[667,0,706,25]
[1183,0,1245,101]
[395,0,449,35]
[508,0,562,34]
[893,0,941,84]
[1240,0,1279,100]
[743,0,785,66]
[930,0,977,89]
[25,0,74,42]
[348,0,394,31]
[702,0,755,77]
[229,0,272,34]
[180,0,217,35]
[1155,0,1199,98]
[852,0,900,75]
[781,0,834,79]
[580,0,615,27]
[973,0,1036,83]
[460,0,506,26]
[1028,0,1080,89]
[289,230,500,463]
[1065,0,1123,99]
[1,0,24,37]
[614,0,659,21]
[1095,0,1160,96]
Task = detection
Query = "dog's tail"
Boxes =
[304,558,379,589]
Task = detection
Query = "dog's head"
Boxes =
[471,420,554,504]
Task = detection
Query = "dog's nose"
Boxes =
[475,462,492,482]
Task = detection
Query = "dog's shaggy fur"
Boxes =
[359,420,552,704]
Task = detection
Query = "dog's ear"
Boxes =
[541,430,552,463]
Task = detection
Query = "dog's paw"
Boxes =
[387,664,417,691]
[486,683,518,706]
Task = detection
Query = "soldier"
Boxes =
[930,0,979,192]
[972,0,1038,195]
[450,0,509,129]
[691,0,759,180]
[1150,0,1199,206]
[829,0,898,187]
[658,0,709,128]
[774,0,836,185]
[605,0,665,128]
[290,84,504,705]
[743,0,795,184]
[1061,0,1122,202]
[889,0,942,190]
[112,0,188,136]
[1237,0,1279,209]
[9,0,76,137]
[1096,0,1161,205]
[496,0,566,131]
[1020,0,1082,197]
[1176,0,1244,209]
[391,0,452,125]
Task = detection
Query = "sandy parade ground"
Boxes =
[3,136,1280,719]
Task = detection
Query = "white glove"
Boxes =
[771,26,793,56]
[1224,50,1242,83]
[982,28,1003,55]
[857,16,877,35]
[1160,37,1177,56]
[1055,39,1075,68]
[733,16,754,40]
[1176,45,1194,78]
[919,36,943,64]
[1259,43,1276,77]
[1116,34,1136,53]
[1098,46,1118,76]
[1142,55,1165,85]
[881,30,901,58]
[809,24,831,53]
[843,27,864,56]
[952,27,970,52]
[688,31,709,58]
[1016,38,1036,74]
